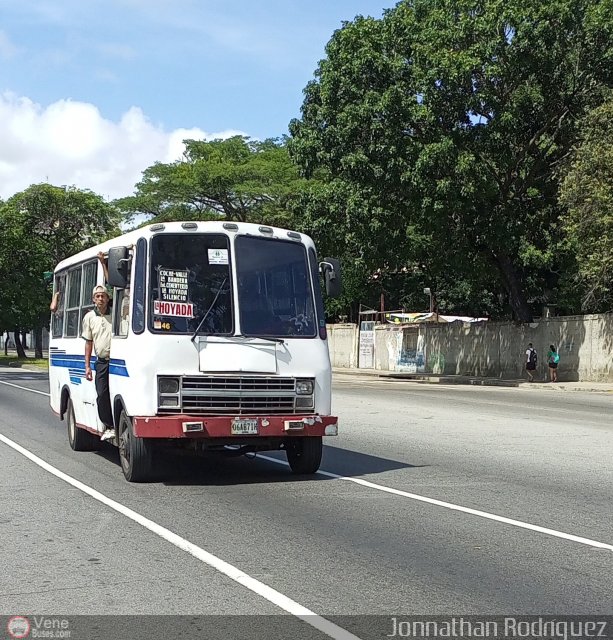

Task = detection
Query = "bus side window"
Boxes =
[64,267,82,338]
[132,238,146,334]
[115,288,131,337]
[80,261,97,327]
[308,247,326,337]
[52,273,67,338]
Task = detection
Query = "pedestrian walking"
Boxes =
[525,342,538,382]
[547,344,560,382]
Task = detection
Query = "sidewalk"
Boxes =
[332,367,613,393]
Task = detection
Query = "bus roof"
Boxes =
[54,220,314,272]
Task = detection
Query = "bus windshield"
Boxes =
[149,233,233,334]
[235,236,316,338]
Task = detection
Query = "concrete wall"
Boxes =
[327,323,358,368]
[422,314,613,381]
[2,329,63,352]
[327,313,613,382]
[374,325,404,371]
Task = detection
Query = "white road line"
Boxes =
[0,433,361,640]
[259,455,613,552]
[0,380,50,396]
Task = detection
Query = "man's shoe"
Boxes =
[100,428,115,442]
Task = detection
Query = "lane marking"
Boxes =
[0,380,50,397]
[0,433,361,640]
[259,455,613,552]
[6,380,613,553]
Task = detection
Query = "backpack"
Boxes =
[528,348,537,365]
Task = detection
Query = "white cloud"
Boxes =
[0,92,246,201]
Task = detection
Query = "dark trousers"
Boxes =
[95,359,113,428]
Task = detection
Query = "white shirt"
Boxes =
[82,308,112,359]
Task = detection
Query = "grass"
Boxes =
[0,354,49,370]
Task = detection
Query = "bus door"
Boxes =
[64,263,102,432]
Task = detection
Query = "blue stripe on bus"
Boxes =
[50,354,129,377]
[109,362,129,377]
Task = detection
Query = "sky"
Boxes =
[0,0,391,202]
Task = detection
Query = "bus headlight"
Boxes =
[296,379,314,395]
[159,378,180,394]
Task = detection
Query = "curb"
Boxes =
[333,369,518,387]
[425,376,519,388]
[332,369,613,392]
[0,363,48,373]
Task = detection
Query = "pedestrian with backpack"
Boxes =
[525,342,538,381]
[547,344,560,382]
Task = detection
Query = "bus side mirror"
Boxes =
[320,258,342,298]
[107,246,130,289]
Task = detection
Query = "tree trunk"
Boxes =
[493,252,533,323]
[4,331,8,356]
[21,330,28,350]
[34,327,44,359]
[13,330,27,358]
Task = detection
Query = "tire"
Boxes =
[67,397,100,451]
[285,436,323,474]
[118,410,155,482]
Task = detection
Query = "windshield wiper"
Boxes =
[190,277,228,342]
[244,335,285,344]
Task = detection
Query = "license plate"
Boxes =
[231,419,258,435]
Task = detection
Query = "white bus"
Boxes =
[49,221,341,482]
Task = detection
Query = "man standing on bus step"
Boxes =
[83,285,114,441]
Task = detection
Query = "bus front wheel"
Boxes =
[67,398,100,451]
[285,436,323,474]
[118,410,154,482]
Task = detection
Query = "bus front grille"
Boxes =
[181,395,296,415]
[182,376,296,392]
[160,376,301,415]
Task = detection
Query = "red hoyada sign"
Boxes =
[153,300,194,317]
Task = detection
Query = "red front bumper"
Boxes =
[132,414,339,439]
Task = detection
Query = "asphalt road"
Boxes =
[0,369,612,638]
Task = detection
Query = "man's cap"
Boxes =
[92,285,110,297]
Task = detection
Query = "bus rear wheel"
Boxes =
[118,410,154,482]
[67,397,100,451]
[285,436,322,474]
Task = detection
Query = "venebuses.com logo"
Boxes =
[6,616,71,639]
[7,616,31,639]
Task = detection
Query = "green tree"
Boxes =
[560,97,613,311]
[289,0,613,321]
[116,136,303,228]
[0,184,121,357]
[287,177,500,319]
